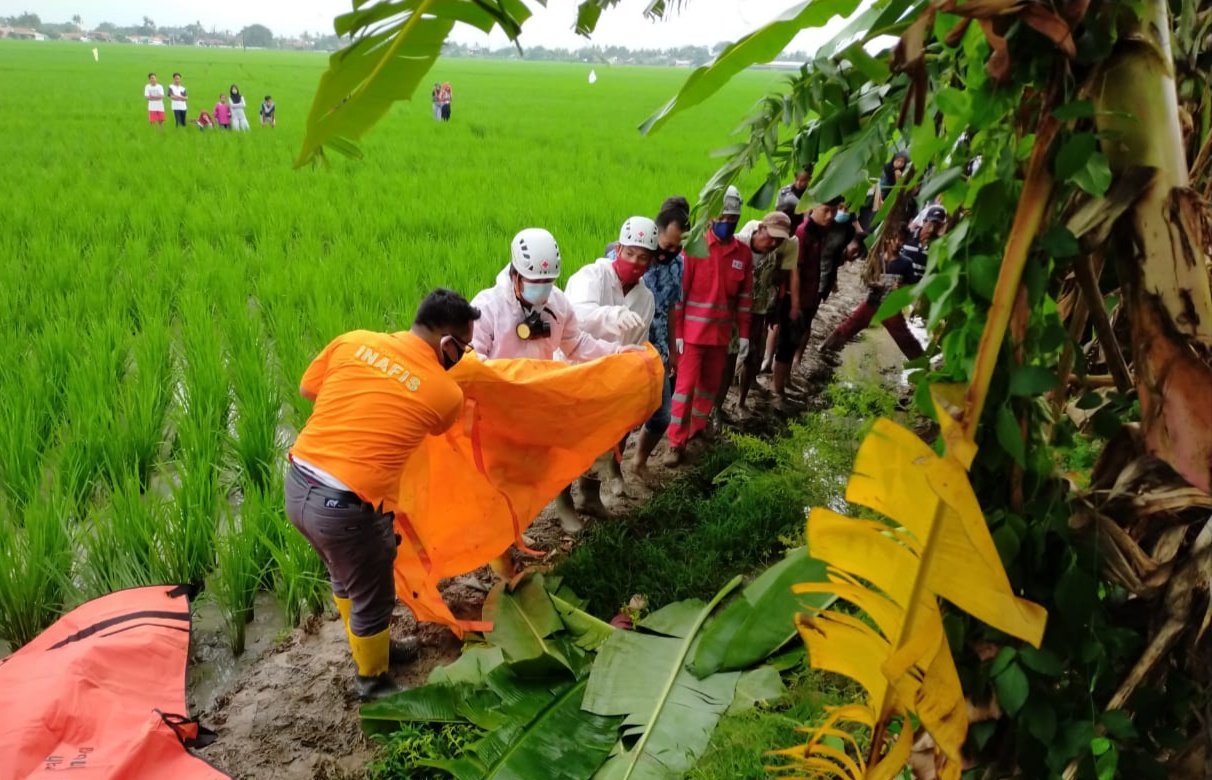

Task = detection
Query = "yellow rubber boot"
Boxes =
[348,628,401,702]
[333,595,353,633]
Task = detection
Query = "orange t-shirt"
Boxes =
[289,330,464,511]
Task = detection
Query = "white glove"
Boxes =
[676,338,685,355]
[738,338,750,361]
[618,310,645,333]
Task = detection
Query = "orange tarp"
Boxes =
[391,346,663,636]
[0,585,229,780]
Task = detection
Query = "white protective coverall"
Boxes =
[470,265,621,362]
[564,258,656,346]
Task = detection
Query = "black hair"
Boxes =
[148,72,155,78]
[414,288,481,331]
[825,195,845,207]
[656,196,691,231]
[264,95,272,100]
[172,72,181,78]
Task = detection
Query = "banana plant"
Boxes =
[773,419,1048,779]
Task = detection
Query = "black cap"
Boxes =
[924,205,947,223]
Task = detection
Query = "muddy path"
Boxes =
[192,263,907,779]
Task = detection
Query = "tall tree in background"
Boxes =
[240,24,275,49]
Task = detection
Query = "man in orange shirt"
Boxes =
[285,288,479,701]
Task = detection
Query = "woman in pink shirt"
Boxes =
[214,94,232,130]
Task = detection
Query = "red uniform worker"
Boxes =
[666,186,753,466]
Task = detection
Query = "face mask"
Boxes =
[655,247,680,265]
[613,257,647,287]
[835,211,852,224]
[712,221,736,241]
[439,336,465,370]
[521,282,553,308]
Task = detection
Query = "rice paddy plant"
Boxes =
[103,316,174,491]
[55,320,127,511]
[73,468,174,600]
[258,483,328,627]
[1,41,785,647]
[162,455,222,589]
[225,305,283,492]
[0,361,55,509]
[0,492,73,648]
[211,485,279,655]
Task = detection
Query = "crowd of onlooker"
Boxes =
[143,72,275,131]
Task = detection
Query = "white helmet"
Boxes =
[510,228,562,281]
[618,216,659,251]
[722,185,743,216]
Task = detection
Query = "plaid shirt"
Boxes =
[605,241,683,364]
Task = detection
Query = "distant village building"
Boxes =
[1,27,47,41]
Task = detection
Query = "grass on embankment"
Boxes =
[553,380,904,620]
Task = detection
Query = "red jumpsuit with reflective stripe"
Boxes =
[669,231,753,448]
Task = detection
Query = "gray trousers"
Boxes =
[284,465,398,636]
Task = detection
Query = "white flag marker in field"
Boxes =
[92,47,99,62]
[588,69,597,84]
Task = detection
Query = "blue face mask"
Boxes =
[712,221,736,241]
[835,211,852,224]
[521,282,553,308]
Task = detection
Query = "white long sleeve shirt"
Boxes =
[469,265,622,363]
[564,258,656,346]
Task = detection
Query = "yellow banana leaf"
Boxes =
[773,418,1048,780]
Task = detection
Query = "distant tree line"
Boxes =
[2,12,810,66]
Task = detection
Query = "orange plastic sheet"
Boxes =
[0,585,229,780]
[392,345,663,637]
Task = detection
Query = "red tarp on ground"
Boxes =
[0,585,229,780]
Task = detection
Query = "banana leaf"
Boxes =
[480,574,615,675]
[726,665,788,715]
[691,547,835,677]
[583,576,745,780]
[367,661,623,780]
[427,646,506,686]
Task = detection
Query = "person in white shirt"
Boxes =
[168,72,188,128]
[470,228,639,534]
[563,216,659,524]
[144,73,165,130]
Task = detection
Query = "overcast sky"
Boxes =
[7,0,857,50]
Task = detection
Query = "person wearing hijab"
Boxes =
[439,82,452,121]
[228,84,250,131]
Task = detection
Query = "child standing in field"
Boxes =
[195,110,214,130]
[168,72,188,128]
[144,73,165,130]
[229,85,250,132]
[431,82,441,121]
[260,95,276,128]
[214,94,232,130]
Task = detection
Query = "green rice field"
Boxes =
[0,40,781,654]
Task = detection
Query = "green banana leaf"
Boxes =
[427,646,506,686]
[583,576,745,780]
[690,547,835,678]
[365,661,623,779]
[725,666,787,716]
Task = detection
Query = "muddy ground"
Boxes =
[192,263,910,779]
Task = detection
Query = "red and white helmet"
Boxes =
[618,216,659,251]
[510,228,562,281]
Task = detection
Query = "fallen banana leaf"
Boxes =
[366,661,623,780]
[427,647,506,687]
[726,665,788,715]
[692,546,834,677]
[585,576,744,780]
[484,575,573,672]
